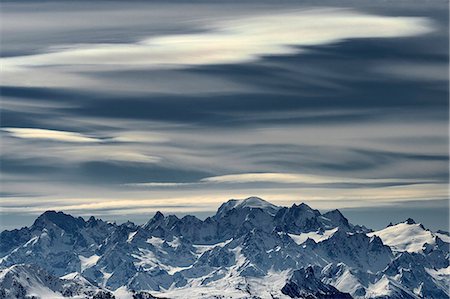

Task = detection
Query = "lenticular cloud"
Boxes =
[2,8,433,77]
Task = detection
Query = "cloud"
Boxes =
[200,172,430,185]
[1,128,163,164]
[109,131,169,143]
[2,128,100,143]
[128,182,195,187]
[127,171,437,189]
[374,62,449,82]
[2,127,168,145]
[1,8,433,89]
[1,183,447,216]
[94,152,161,163]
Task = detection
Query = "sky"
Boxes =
[1,0,448,231]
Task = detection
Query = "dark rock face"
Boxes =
[32,211,85,232]
[281,266,353,299]
[0,227,31,256]
[93,291,116,299]
[132,291,159,299]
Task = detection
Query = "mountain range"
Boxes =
[1,197,449,299]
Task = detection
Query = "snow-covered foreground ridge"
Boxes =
[1,197,448,299]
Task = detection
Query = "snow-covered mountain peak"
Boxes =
[215,196,280,218]
[0,263,98,299]
[233,196,279,212]
[368,221,437,253]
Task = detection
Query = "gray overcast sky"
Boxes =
[1,0,448,231]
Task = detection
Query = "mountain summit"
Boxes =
[0,197,448,299]
[215,196,280,218]
[230,196,279,211]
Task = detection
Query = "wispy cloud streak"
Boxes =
[200,172,432,185]
[1,9,433,89]
[2,128,100,143]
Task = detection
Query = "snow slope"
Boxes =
[368,220,436,253]
[288,227,338,245]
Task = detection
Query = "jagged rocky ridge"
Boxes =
[0,197,448,299]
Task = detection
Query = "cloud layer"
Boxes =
[0,1,448,230]
[1,9,433,89]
